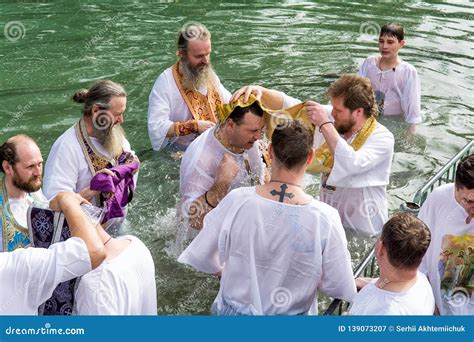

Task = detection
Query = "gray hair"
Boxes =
[72,80,127,116]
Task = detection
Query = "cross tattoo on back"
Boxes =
[270,183,295,203]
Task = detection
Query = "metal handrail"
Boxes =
[322,139,473,315]
[412,140,474,205]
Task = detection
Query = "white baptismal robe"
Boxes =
[75,236,157,315]
[282,94,394,236]
[179,126,265,227]
[178,187,357,315]
[147,66,231,151]
[0,237,91,315]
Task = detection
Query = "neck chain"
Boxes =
[215,127,244,154]
[269,179,302,187]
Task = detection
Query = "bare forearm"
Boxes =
[61,203,105,269]
[188,180,232,230]
[320,123,340,154]
[260,88,285,110]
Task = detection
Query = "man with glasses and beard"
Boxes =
[0,135,47,251]
[147,23,231,151]
[43,80,138,231]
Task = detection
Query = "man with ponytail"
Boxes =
[43,80,139,231]
[0,135,47,251]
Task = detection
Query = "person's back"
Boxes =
[204,187,355,315]
[349,271,434,315]
[349,212,434,315]
[75,235,157,315]
[178,120,356,315]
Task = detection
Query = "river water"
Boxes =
[1,1,473,314]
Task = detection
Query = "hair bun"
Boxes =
[72,90,88,103]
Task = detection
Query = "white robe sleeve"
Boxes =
[327,126,394,187]
[358,57,370,77]
[147,72,175,151]
[218,79,231,103]
[417,196,433,275]
[21,238,91,309]
[318,214,357,302]
[401,65,422,124]
[177,195,231,273]
[43,139,81,200]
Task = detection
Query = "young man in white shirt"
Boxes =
[349,212,435,315]
[359,23,421,133]
[179,120,356,315]
[0,192,106,315]
[0,135,47,251]
[419,154,474,315]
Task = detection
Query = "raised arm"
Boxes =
[49,192,106,269]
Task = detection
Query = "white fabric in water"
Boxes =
[281,92,394,236]
[419,184,474,315]
[0,237,91,315]
[75,235,157,315]
[178,186,356,315]
[349,272,435,315]
[177,126,265,244]
[147,66,231,151]
[320,122,394,236]
[359,56,422,124]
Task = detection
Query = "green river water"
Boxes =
[1,1,473,314]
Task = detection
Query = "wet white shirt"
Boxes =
[359,56,422,124]
[0,237,91,315]
[282,94,394,236]
[419,183,474,315]
[75,235,157,315]
[349,272,435,315]
[147,66,231,151]
[178,187,356,315]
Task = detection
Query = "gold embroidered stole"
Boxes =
[172,62,223,123]
[308,116,378,174]
[0,177,41,251]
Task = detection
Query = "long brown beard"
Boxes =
[94,124,125,158]
[180,57,217,91]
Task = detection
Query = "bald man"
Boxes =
[0,134,47,251]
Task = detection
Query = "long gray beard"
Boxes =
[181,60,217,91]
[94,125,125,158]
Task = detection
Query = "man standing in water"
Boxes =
[179,121,356,315]
[43,80,138,231]
[147,23,231,151]
[0,135,47,251]
[232,75,394,236]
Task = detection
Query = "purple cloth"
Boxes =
[90,162,139,222]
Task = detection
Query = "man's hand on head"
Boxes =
[230,85,263,103]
